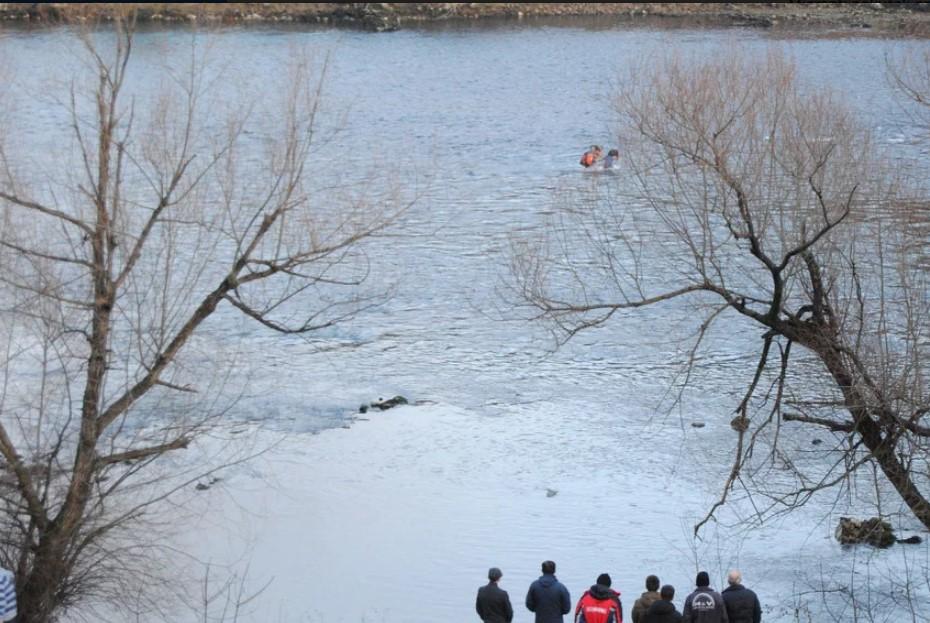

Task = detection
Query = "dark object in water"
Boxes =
[898,535,923,545]
[371,395,409,410]
[730,415,749,432]
[836,516,895,548]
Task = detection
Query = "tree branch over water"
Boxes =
[510,49,930,534]
[0,13,411,622]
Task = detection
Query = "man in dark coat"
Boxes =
[682,572,728,623]
[721,570,760,623]
[645,585,683,623]
[525,560,572,623]
[477,567,514,623]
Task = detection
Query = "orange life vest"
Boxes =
[580,152,595,167]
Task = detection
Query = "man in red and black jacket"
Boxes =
[575,573,622,623]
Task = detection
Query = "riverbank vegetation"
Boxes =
[2,3,930,33]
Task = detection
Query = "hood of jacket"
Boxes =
[536,573,559,588]
[588,584,613,600]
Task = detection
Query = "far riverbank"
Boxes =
[2,3,930,34]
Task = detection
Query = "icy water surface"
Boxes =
[2,17,930,622]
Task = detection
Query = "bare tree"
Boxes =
[0,16,409,623]
[510,50,930,534]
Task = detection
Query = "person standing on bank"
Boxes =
[574,573,622,623]
[644,585,683,623]
[632,574,661,623]
[477,567,514,623]
[682,571,728,623]
[526,560,572,623]
[721,570,760,623]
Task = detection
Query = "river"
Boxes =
[2,17,929,622]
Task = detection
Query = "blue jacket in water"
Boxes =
[525,573,571,623]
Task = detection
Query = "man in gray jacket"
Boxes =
[525,560,571,623]
[477,567,514,623]
[682,571,728,623]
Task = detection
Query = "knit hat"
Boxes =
[696,571,710,587]
[597,573,612,587]
[488,567,503,581]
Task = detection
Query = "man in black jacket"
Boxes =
[477,567,514,623]
[721,570,760,623]
[645,585,683,623]
[525,560,572,623]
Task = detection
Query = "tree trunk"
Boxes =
[17,535,69,623]
[818,342,930,530]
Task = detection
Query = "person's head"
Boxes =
[696,571,710,588]
[541,560,556,575]
[594,145,603,154]
[608,149,619,158]
[660,585,675,601]
[727,569,742,586]
[488,567,503,582]
[645,575,660,592]
[596,573,612,588]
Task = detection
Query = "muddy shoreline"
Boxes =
[2,3,930,34]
